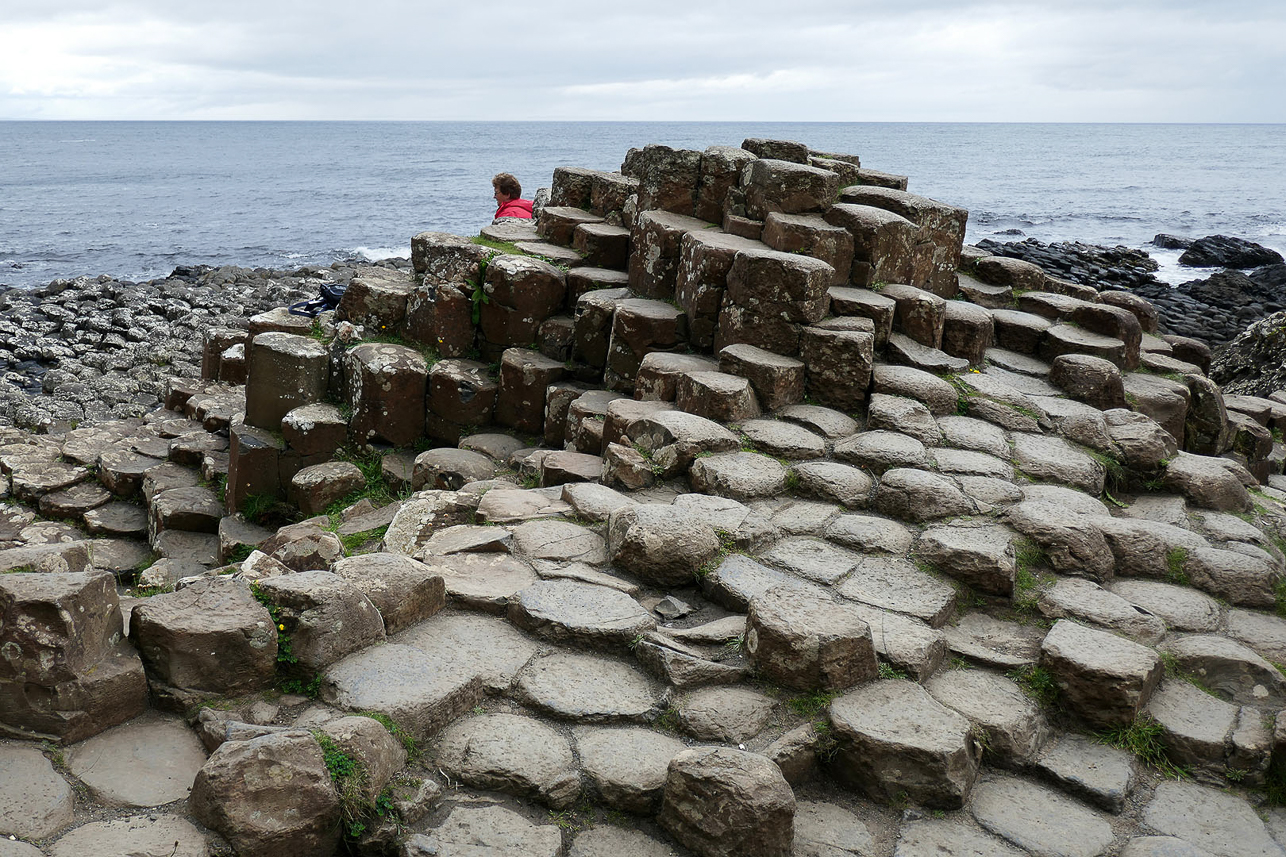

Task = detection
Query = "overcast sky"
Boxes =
[2,0,1283,122]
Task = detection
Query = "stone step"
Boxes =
[536,205,604,247]
[674,370,761,423]
[572,222,630,270]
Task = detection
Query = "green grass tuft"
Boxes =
[1092,715,1188,779]
[1007,664,1058,707]
[1165,547,1190,585]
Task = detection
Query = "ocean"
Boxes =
[1,121,1283,290]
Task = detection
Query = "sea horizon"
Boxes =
[3,120,1283,289]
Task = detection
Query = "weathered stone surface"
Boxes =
[791,461,875,508]
[437,713,580,808]
[834,431,927,475]
[509,579,655,648]
[873,364,959,416]
[245,332,328,431]
[284,461,363,516]
[322,642,482,738]
[0,741,74,839]
[65,711,207,807]
[800,325,874,410]
[406,804,562,857]
[606,504,719,586]
[573,725,685,814]
[1146,678,1238,777]
[254,570,385,671]
[719,343,806,411]
[129,577,276,706]
[628,410,740,478]
[1143,780,1284,857]
[1165,633,1286,708]
[739,419,825,461]
[412,448,495,492]
[258,520,344,573]
[926,669,1047,767]
[569,826,682,857]
[1043,576,1166,648]
[1012,432,1107,495]
[746,585,877,691]
[838,555,958,627]
[775,802,870,857]
[917,523,1017,596]
[1184,544,1281,608]
[690,451,789,501]
[1162,452,1252,512]
[189,730,340,857]
[1109,579,1221,633]
[658,746,796,857]
[830,680,980,808]
[760,536,860,585]
[47,814,212,857]
[425,552,538,612]
[1035,733,1137,814]
[875,467,976,522]
[1004,499,1115,581]
[971,775,1115,857]
[0,570,122,685]
[674,684,776,743]
[867,393,942,446]
[344,342,427,446]
[894,819,1027,857]
[1040,619,1164,728]
[517,651,657,721]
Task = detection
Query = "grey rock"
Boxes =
[971,774,1115,857]
[658,746,796,857]
[834,430,927,474]
[1164,633,1286,708]
[1035,733,1138,814]
[937,414,1010,459]
[690,450,789,500]
[838,555,958,627]
[916,522,1016,596]
[330,552,445,635]
[66,712,208,807]
[396,610,537,692]
[826,513,915,554]
[570,826,683,857]
[829,679,979,808]
[406,804,562,857]
[608,504,720,586]
[1143,780,1284,857]
[761,536,861,585]
[322,643,482,739]
[436,713,581,808]
[746,585,877,691]
[944,613,1043,670]
[511,518,608,564]
[516,651,658,722]
[47,814,212,857]
[1146,678,1238,778]
[1011,432,1106,494]
[509,579,655,648]
[574,725,686,814]
[739,418,826,460]
[675,685,776,743]
[894,819,1027,857]
[0,741,74,839]
[1109,579,1223,632]
[1040,619,1163,728]
[793,801,874,857]
[253,570,385,671]
[791,461,875,508]
[925,669,1048,767]
[1039,577,1168,644]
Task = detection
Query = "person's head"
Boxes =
[492,172,522,205]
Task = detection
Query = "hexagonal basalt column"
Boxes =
[345,342,428,447]
[245,332,329,431]
[742,158,839,221]
[628,210,709,300]
[746,585,878,691]
[495,348,567,434]
[1040,619,1164,729]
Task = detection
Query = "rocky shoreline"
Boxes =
[0,258,410,432]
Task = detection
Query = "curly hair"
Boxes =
[492,172,522,199]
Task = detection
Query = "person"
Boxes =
[492,173,533,221]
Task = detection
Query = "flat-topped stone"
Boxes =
[944,612,1044,670]
[971,775,1115,857]
[838,555,958,627]
[436,713,580,808]
[66,712,207,807]
[409,804,561,857]
[509,579,655,648]
[830,680,979,808]
[0,742,74,840]
[573,725,687,814]
[1040,619,1163,728]
[396,610,537,692]
[1034,733,1137,814]
[777,403,859,438]
[517,651,658,722]
[673,685,776,743]
[1143,780,1284,857]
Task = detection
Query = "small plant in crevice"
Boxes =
[313,731,373,839]
[1164,547,1190,585]
[1092,715,1188,779]
[812,720,840,762]
[787,690,837,719]
[1275,578,1286,621]
[1007,664,1058,708]
[878,662,908,681]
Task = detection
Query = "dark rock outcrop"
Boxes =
[1179,235,1284,269]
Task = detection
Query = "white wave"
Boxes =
[350,246,410,261]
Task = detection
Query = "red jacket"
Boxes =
[494,199,533,219]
